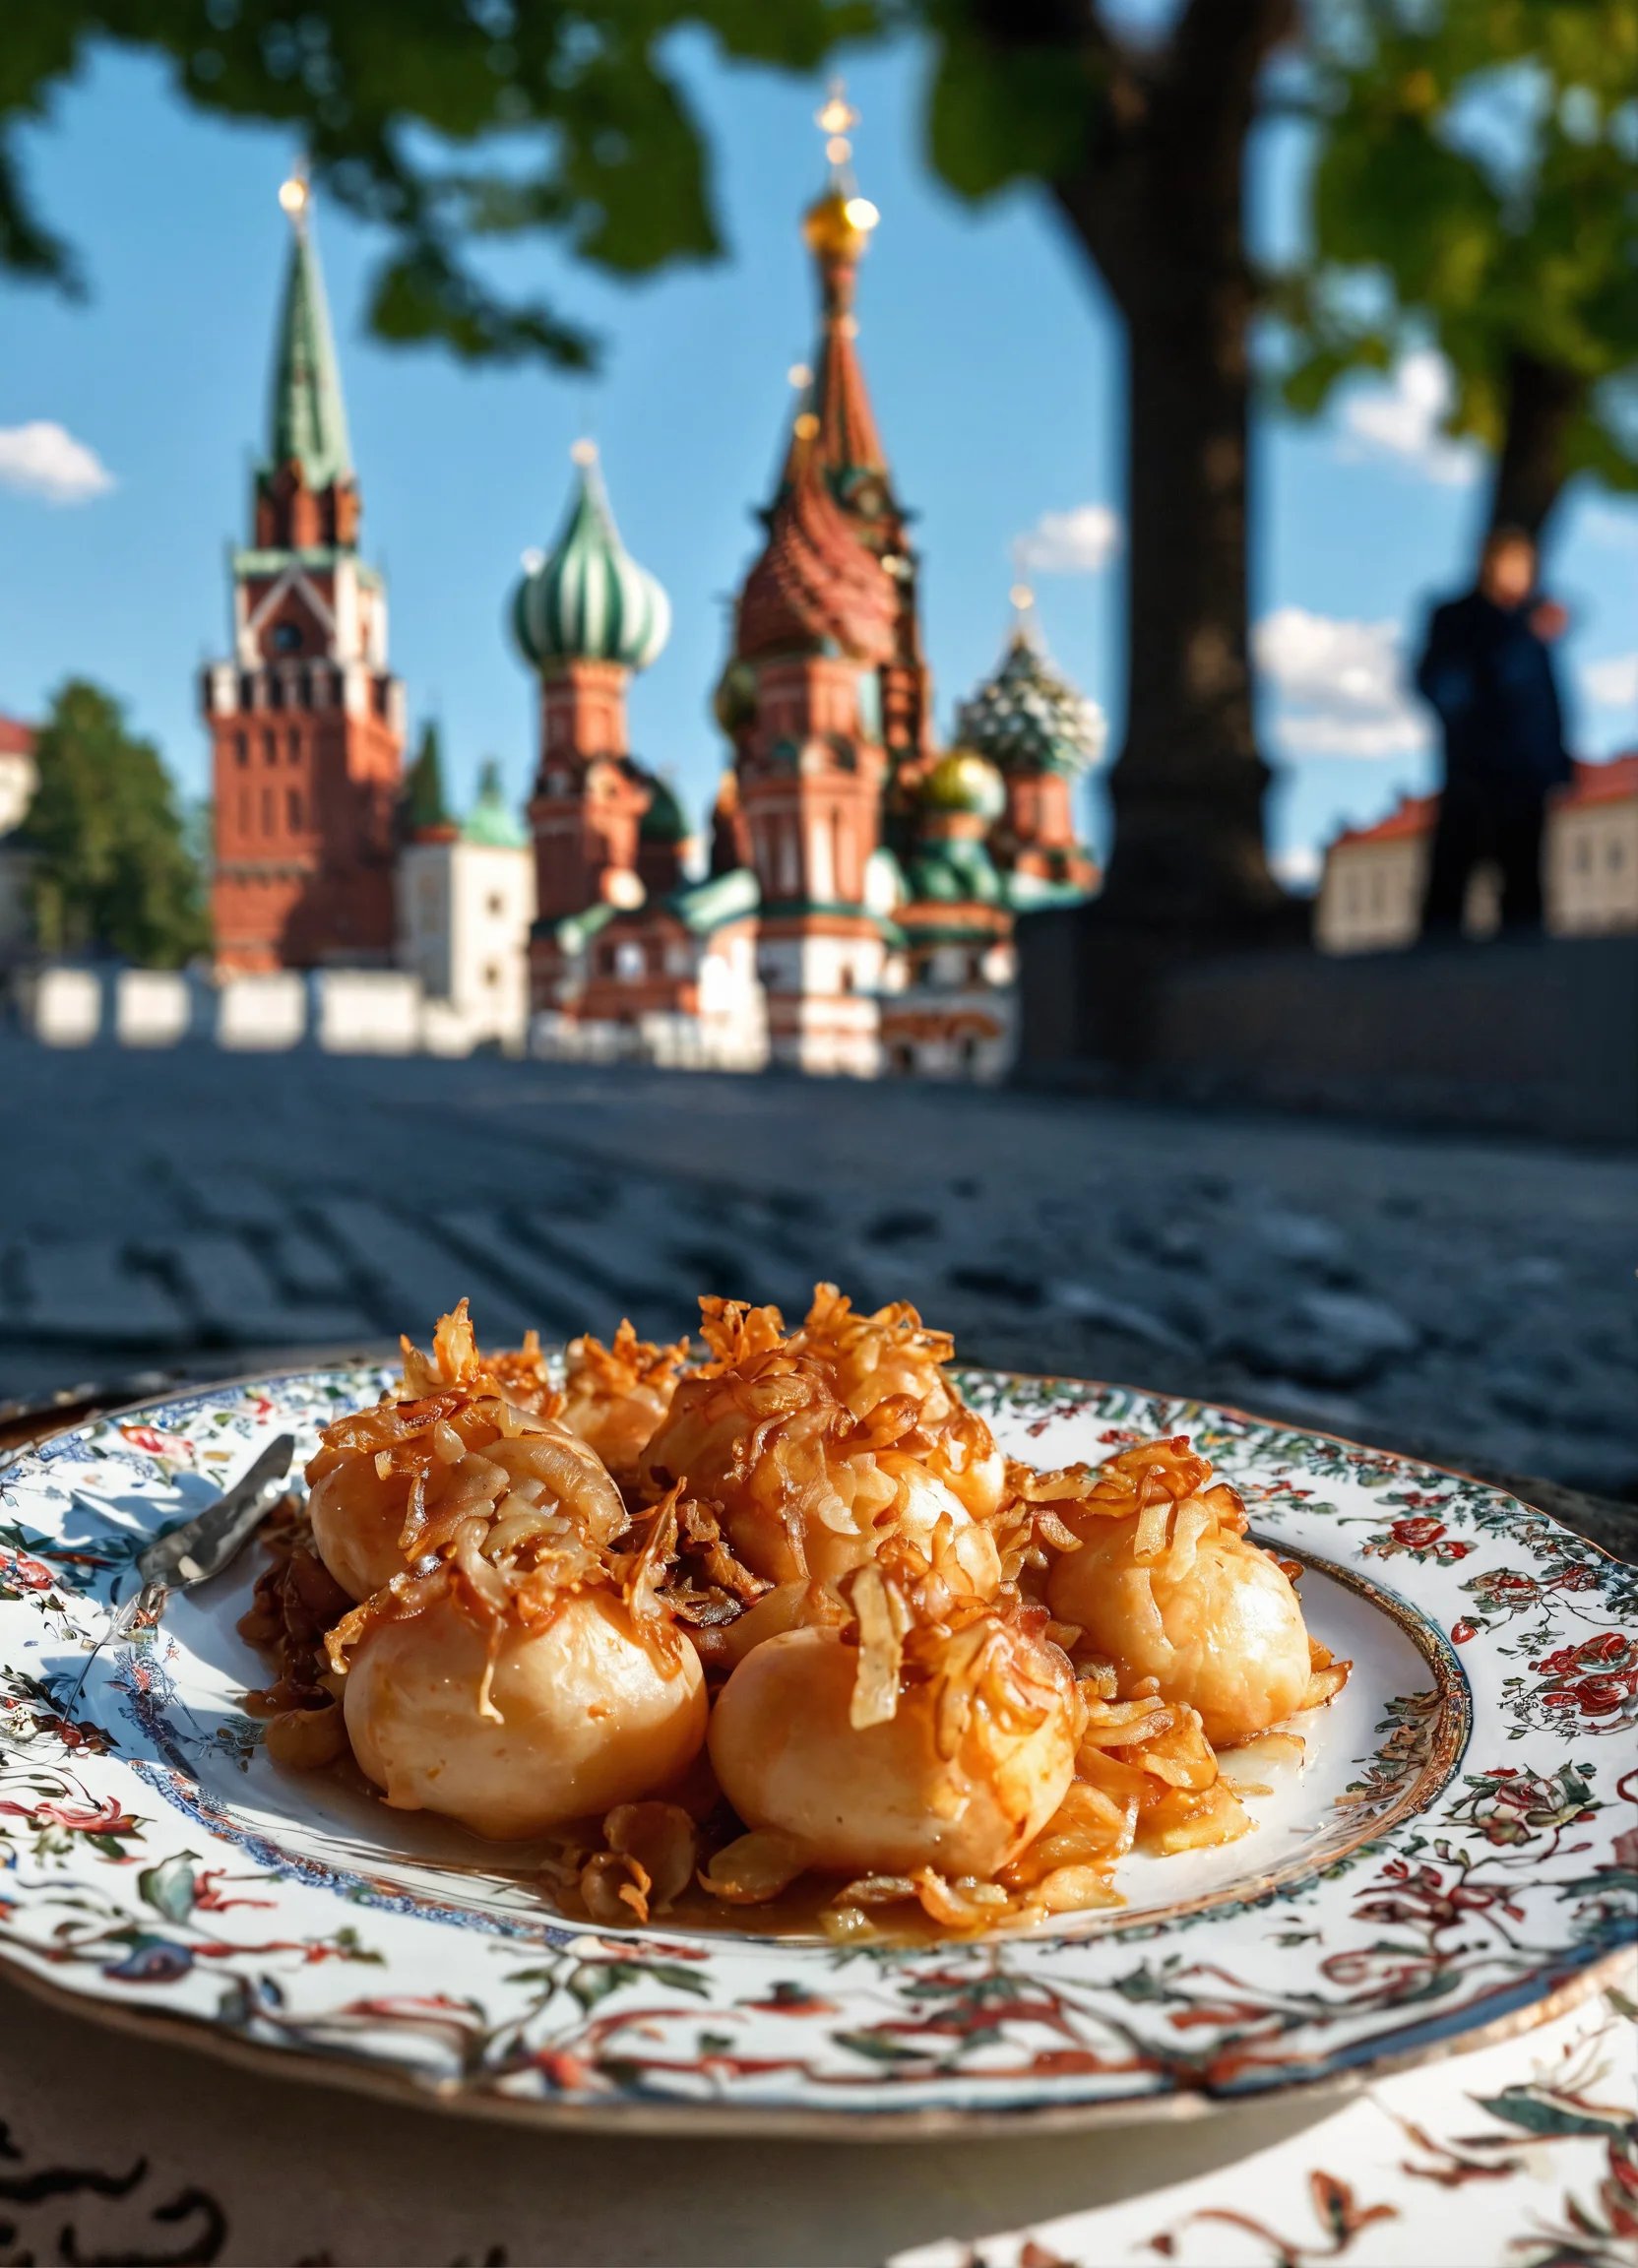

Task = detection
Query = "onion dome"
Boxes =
[638,771,690,847]
[462,758,528,850]
[920,749,1006,823]
[801,186,879,268]
[512,442,670,676]
[713,657,758,735]
[955,615,1106,778]
[736,439,896,666]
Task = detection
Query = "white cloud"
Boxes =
[1583,653,1638,711]
[1254,605,1430,761]
[1272,843,1322,893]
[1336,350,1480,487]
[0,420,115,505]
[1015,503,1122,576]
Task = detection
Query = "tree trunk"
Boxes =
[1048,7,1292,943]
[1487,349,1583,545]
[1100,210,1282,933]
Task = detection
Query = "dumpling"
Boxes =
[338,1580,706,1840]
[709,1585,1079,1878]
[640,1289,1003,1602]
[306,1310,627,1604]
[557,1322,686,1485]
[1041,1458,1313,1748]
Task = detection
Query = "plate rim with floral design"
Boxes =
[0,1358,1633,2137]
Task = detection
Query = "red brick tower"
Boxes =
[201,164,405,972]
[715,88,933,829]
[736,430,898,1074]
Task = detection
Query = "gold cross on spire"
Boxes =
[817,79,858,184]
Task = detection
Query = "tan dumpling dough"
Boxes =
[709,1624,1076,1877]
[742,1453,1001,1597]
[308,1457,417,1603]
[343,1588,707,1839]
[557,1326,684,1485]
[644,1385,999,1600]
[1046,1513,1311,1747]
[308,1415,626,1605]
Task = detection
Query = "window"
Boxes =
[262,729,277,765]
[486,892,504,916]
[233,732,248,768]
[286,788,303,830]
[484,963,500,988]
[1575,838,1593,873]
[287,729,301,762]
[238,672,256,710]
[261,788,275,832]
[272,620,303,654]
[237,789,250,833]
[614,939,645,982]
[838,965,853,994]
[1609,841,1626,871]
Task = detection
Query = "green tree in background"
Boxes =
[1287,0,1638,548]
[4,3,1635,935]
[22,680,211,967]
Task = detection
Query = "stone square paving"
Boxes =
[1,1042,1632,1538]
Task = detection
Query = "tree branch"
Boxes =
[1167,0,1298,144]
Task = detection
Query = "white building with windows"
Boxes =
[1316,756,1638,952]
[397,760,535,1050]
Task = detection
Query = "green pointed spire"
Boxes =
[405,722,452,835]
[266,166,353,491]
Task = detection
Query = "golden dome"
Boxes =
[921,749,1007,821]
[802,188,878,263]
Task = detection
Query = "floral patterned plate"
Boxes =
[0,1361,1632,2135]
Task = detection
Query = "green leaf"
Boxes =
[137,1852,198,1924]
[925,23,1090,203]
[833,2029,930,2063]
[1473,2088,1631,2141]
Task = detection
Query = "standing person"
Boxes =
[1414,526,1572,937]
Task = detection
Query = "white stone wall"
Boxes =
[115,971,197,1048]
[0,749,36,837]
[19,967,102,1046]
[315,970,422,1054]
[218,974,308,1050]
[397,839,534,1052]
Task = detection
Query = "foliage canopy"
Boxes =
[1283,0,1638,519]
[21,679,211,967]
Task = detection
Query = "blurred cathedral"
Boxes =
[202,95,1103,1075]
[515,89,1104,1079]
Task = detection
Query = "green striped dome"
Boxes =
[512,446,670,675]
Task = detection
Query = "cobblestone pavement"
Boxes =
[3,1043,1633,1520]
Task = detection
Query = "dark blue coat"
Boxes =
[1415,592,1571,793]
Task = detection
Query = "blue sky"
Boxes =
[2,32,1635,885]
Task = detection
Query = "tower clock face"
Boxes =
[851,478,885,519]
